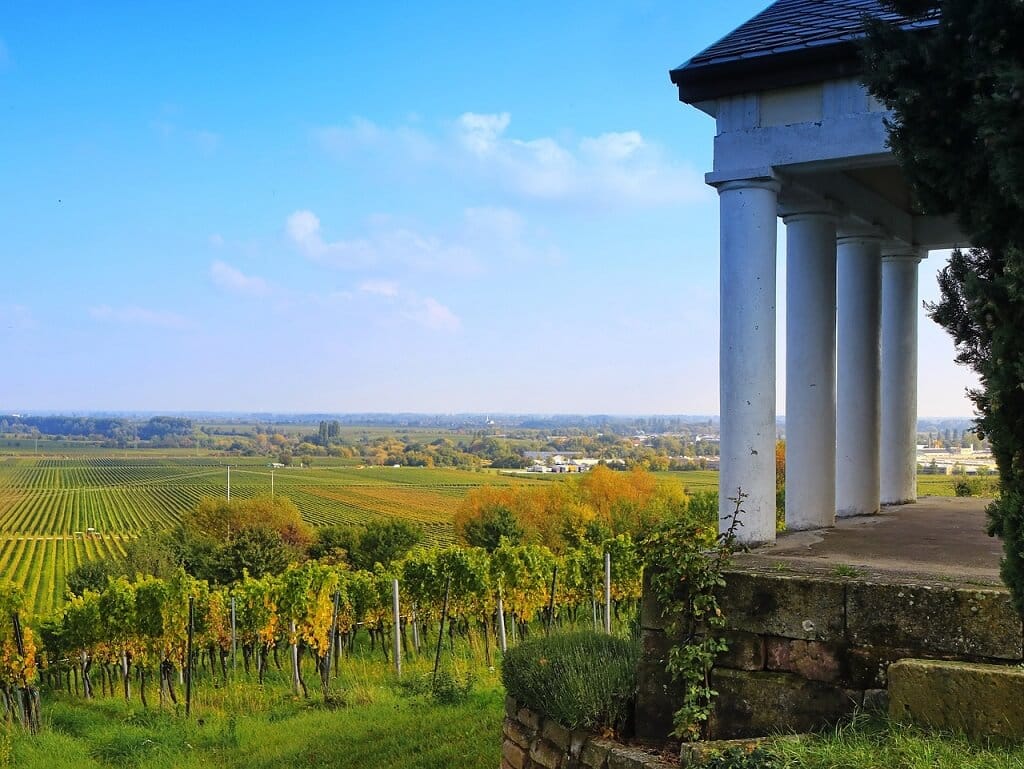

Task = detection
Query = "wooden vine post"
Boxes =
[432,576,451,685]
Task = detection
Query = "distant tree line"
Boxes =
[0,415,193,446]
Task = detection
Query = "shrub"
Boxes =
[501,630,639,732]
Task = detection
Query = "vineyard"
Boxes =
[1,456,702,615]
[0,534,650,731]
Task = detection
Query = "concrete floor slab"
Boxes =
[736,497,1003,586]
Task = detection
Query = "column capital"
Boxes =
[837,231,885,247]
[781,209,838,225]
[882,248,926,264]
[705,167,781,194]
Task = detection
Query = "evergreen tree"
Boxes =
[863,1,1024,611]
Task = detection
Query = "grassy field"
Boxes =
[8,642,504,769]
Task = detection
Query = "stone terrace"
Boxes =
[637,499,1021,741]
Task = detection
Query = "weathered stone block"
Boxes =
[718,570,846,641]
[641,629,671,663]
[502,739,529,769]
[717,631,766,671]
[765,637,845,683]
[504,717,533,749]
[641,569,668,632]
[518,706,542,731]
[846,645,918,689]
[634,660,682,742]
[530,738,565,769]
[679,737,778,767]
[708,668,862,739]
[579,738,613,769]
[542,719,572,752]
[889,659,1024,742]
[606,745,677,769]
[846,583,1022,659]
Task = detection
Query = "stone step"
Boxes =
[889,658,1024,742]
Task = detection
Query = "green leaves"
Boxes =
[641,494,742,740]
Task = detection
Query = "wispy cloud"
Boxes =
[151,107,221,154]
[406,296,460,331]
[314,112,705,209]
[0,304,34,330]
[355,281,460,332]
[209,260,271,297]
[358,280,399,297]
[286,206,556,273]
[89,305,195,330]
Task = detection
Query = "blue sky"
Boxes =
[0,2,976,415]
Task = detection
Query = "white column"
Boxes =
[783,212,837,530]
[881,251,923,505]
[836,235,883,517]
[717,178,780,545]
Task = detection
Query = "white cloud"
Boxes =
[314,112,706,209]
[350,280,459,332]
[286,209,479,273]
[407,296,460,331]
[456,112,511,155]
[208,233,225,247]
[209,260,270,297]
[286,206,555,274]
[89,305,194,330]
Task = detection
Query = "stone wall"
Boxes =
[637,566,1024,741]
[501,696,676,769]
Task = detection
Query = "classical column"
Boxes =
[717,178,780,544]
[783,211,837,530]
[881,251,924,505]
[836,235,883,517]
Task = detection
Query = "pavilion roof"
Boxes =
[671,0,938,103]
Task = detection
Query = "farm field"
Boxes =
[0,451,986,615]
[0,454,563,613]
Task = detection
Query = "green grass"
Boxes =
[767,715,1024,768]
[11,648,504,769]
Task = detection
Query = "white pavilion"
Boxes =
[671,0,964,543]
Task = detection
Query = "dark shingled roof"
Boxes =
[671,0,938,103]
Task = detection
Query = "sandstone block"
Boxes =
[846,583,1022,659]
[542,719,572,752]
[709,668,862,739]
[765,638,844,683]
[518,707,542,731]
[718,570,845,641]
[504,717,533,749]
[717,632,766,671]
[579,738,612,769]
[530,738,565,769]
[634,660,681,742]
[606,744,677,769]
[502,739,528,769]
[889,659,1024,743]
